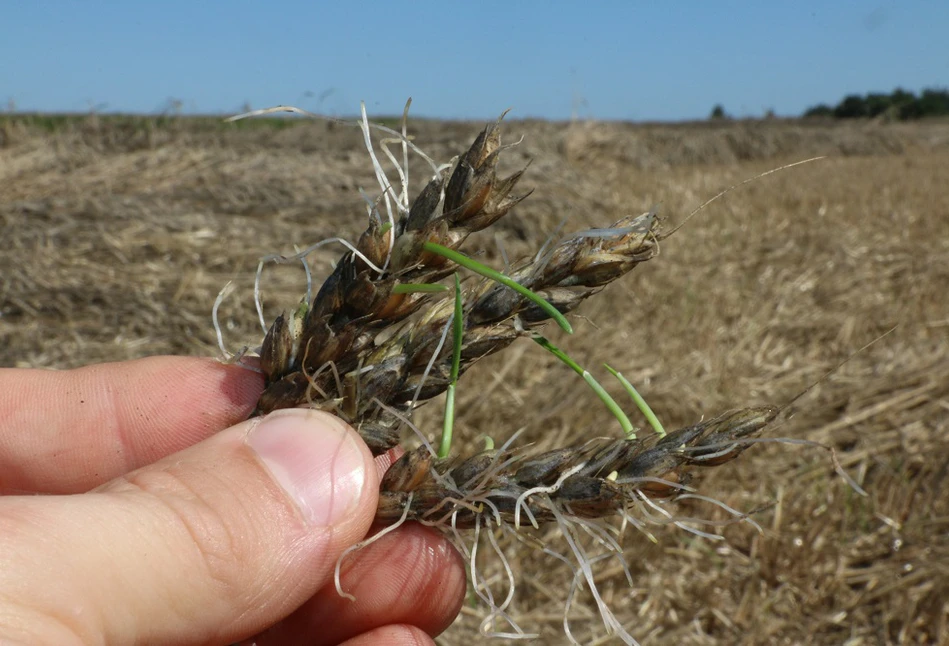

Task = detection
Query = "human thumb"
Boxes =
[0,408,379,645]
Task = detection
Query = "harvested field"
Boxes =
[2,114,948,644]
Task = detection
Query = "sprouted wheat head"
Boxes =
[218,102,859,645]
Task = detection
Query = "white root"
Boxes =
[635,491,725,541]
[225,103,442,175]
[253,238,384,335]
[568,515,634,588]
[469,516,538,639]
[547,495,639,645]
[212,281,236,360]
[514,462,586,530]
[369,397,437,458]
[675,493,765,535]
[358,102,399,273]
[486,522,517,613]
[411,309,455,410]
[334,492,413,602]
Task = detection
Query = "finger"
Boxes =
[373,445,404,477]
[256,523,467,646]
[0,356,264,494]
[339,625,436,646]
[0,408,377,645]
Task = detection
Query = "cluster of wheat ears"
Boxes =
[214,104,859,644]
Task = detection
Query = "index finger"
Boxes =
[0,356,264,494]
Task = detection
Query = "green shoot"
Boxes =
[449,273,464,383]
[604,364,666,438]
[392,282,450,294]
[582,372,636,439]
[421,241,573,334]
[532,335,635,438]
[438,274,465,458]
[531,334,583,373]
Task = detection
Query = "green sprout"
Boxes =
[418,247,661,453]
[437,273,465,458]
[421,241,574,334]
[532,335,636,438]
[604,364,666,438]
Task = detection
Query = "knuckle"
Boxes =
[120,467,248,597]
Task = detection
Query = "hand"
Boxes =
[0,356,465,645]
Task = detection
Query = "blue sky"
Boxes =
[2,1,946,121]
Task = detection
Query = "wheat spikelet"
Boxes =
[376,407,777,528]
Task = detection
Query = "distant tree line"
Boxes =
[803,88,949,121]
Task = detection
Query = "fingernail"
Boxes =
[247,410,367,527]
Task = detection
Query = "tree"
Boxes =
[803,87,949,121]
[865,93,892,118]
[917,88,949,117]
[803,103,834,118]
[834,94,869,119]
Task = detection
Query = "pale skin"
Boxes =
[0,356,466,645]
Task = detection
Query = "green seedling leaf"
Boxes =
[421,241,573,334]
[532,334,583,375]
[450,274,464,382]
[438,274,465,459]
[604,364,666,438]
[582,371,636,439]
[439,384,457,459]
[532,335,635,438]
